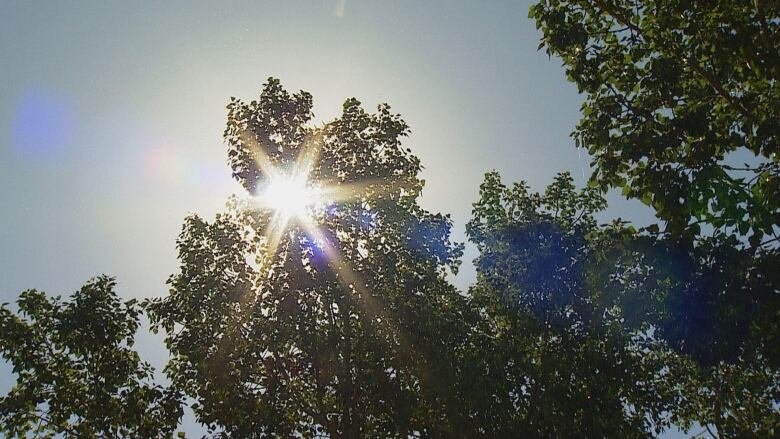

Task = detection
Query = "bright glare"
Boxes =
[259,172,322,220]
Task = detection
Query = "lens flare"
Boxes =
[257,172,322,220]
[232,127,427,385]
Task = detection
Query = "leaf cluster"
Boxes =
[465,170,780,436]
[530,0,780,242]
[0,276,183,438]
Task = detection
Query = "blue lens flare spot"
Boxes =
[11,88,75,160]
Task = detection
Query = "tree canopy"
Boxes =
[0,276,182,438]
[529,1,780,435]
[465,171,780,437]
[463,171,664,437]
[147,78,471,437]
[530,0,780,243]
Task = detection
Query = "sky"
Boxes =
[0,0,663,435]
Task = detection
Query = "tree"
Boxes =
[530,0,780,243]
[530,3,780,435]
[464,171,667,437]
[636,232,780,437]
[147,78,471,437]
[0,276,183,438]
[465,171,780,437]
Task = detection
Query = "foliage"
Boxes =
[466,171,780,437]
[665,353,780,438]
[530,3,780,435]
[530,0,780,243]
[147,78,471,437]
[0,276,182,438]
[465,171,667,437]
[640,233,780,436]
[650,235,780,368]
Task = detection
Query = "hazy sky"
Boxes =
[1,1,658,435]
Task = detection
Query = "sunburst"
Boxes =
[241,130,384,262]
[234,126,422,380]
[254,169,324,226]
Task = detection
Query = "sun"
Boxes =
[257,171,323,221]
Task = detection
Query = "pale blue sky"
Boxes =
[1,1,662,436]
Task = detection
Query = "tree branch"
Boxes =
[592,0,753,120]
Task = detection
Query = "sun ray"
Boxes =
[293,130,324,178]
[296,215,419,367]
[235,126,425,373]
[316,178,410,207]
[238,130,283,182]
[261,210,290,264]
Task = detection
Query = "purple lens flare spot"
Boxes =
[11,88,75,161]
